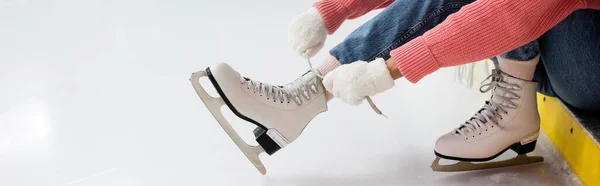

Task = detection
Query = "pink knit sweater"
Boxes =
[314,0,600,83]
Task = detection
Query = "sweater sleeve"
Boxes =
[390,0,587,83]
[313,0,394,34]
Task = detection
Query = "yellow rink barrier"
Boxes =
[537,93,600,186]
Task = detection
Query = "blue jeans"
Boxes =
[534,9,600,111]
[329,0,600,111]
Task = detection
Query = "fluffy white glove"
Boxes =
[288,7,328,58]
[323,58,395,106]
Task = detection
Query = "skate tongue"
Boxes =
[457,71,520,135]
[490,83,514,106]
[456,101,494,134]
[482,72,516,108]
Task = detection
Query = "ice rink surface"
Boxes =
[0,0,583,185]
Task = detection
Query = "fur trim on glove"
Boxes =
[323,58,395,106]
[288,7,328,58]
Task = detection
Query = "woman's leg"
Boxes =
[536,9,600,111]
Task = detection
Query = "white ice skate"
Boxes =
[431,68,544,172]
[189,62,327,175]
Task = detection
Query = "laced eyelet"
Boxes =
[303,90,310,100]
[311,85,318,94]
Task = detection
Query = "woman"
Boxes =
[195,0,600,174]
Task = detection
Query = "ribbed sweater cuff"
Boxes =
[391,38,440,83]
[313,1,348,34]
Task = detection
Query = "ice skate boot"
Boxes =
[431,68,544,172]
[189,62,327,175]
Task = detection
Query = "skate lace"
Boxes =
[305,58,387,118]
[453,70,522,139]
[239,74,319,105]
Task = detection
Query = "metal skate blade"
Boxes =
[190,70,268,175]
[431,154,544,172]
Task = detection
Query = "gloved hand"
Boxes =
[323,58,395,106]
[288,7,329,59]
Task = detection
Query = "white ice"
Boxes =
[0,0,582,185]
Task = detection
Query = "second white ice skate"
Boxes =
[431,68,544,172]
[190,62,327,175]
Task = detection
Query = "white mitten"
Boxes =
[323,58,395,106]
[288,7,328,59]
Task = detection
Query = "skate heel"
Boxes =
[510,140,537,155]
[191,70,267,175]
[511,131,539,154]
[253,127,283,155]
